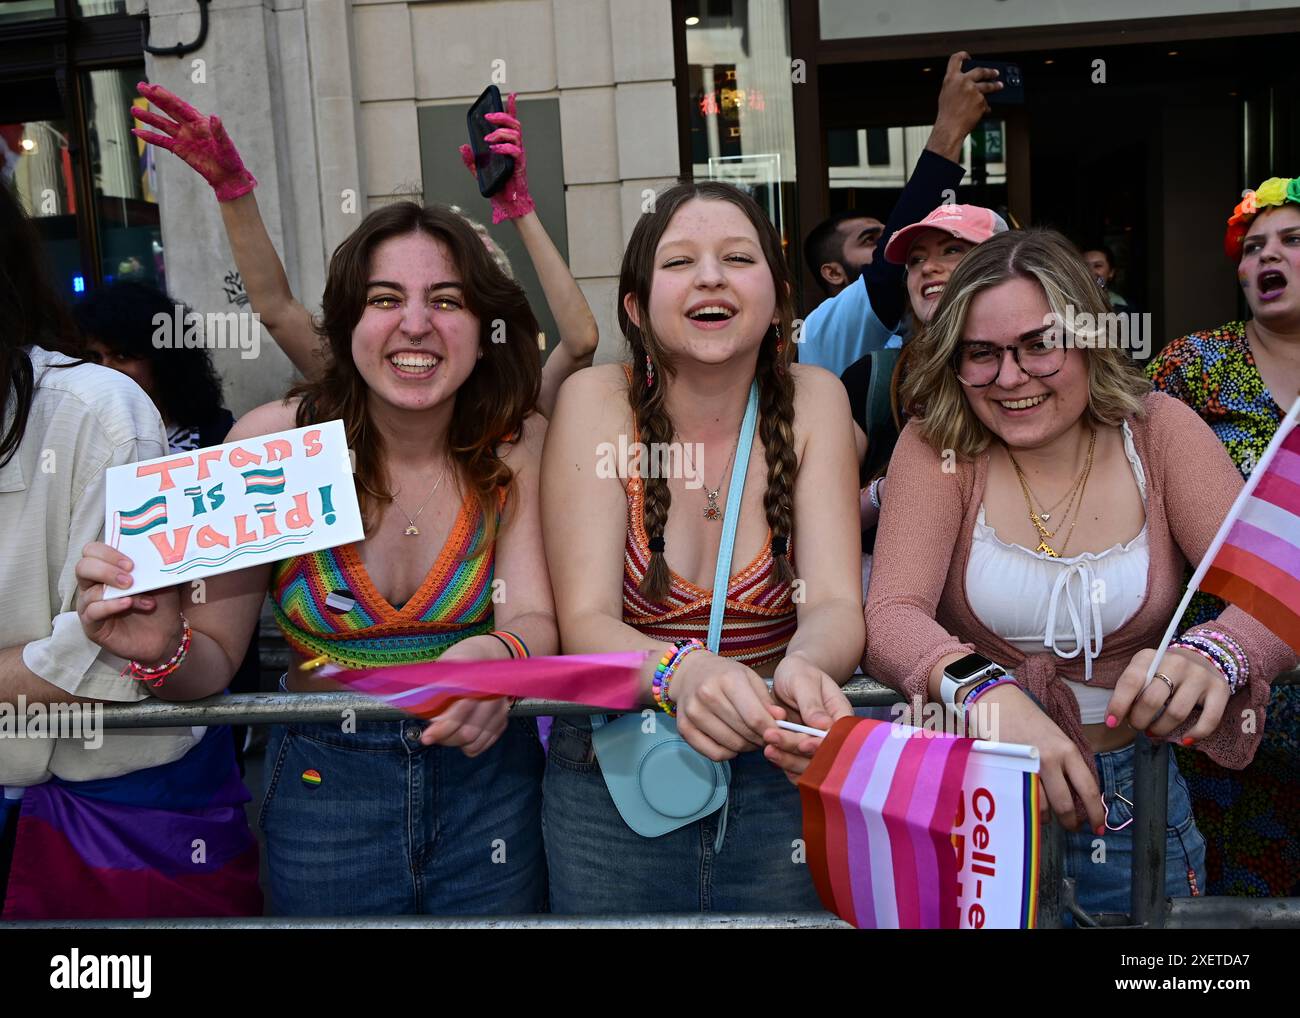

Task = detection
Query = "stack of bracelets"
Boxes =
[1169,628,1249,695]
[123,613,192,688]
[652,638,704,717]
[487,630,531,660]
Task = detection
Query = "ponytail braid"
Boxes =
[756,326,797,589]
[629,349,676,602]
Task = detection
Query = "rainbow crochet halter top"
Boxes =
[269,494,496,669]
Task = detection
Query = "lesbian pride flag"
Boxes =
[318,651,650,718]
[799,717,1040,929]
[1198,399,1300,652]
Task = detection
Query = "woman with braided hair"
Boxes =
[540,181,864,912]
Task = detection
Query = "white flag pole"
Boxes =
[774,719,1039,761]
[1145,392,1300,683]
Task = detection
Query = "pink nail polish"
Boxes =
[1105,714,1118,729]
[1181,737,1195,747]
[1094,825,1105,836]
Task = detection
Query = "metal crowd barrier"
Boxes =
[11,673,1299,930]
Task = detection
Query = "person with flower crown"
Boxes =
[1146,175,1300,897]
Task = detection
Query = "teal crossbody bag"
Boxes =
[589,380,760,853]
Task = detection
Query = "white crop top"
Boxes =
[966,422,1149,723]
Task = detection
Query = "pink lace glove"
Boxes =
[457,92,534,224]
[131,82,257,202]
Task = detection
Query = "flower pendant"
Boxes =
[405,525,420,536]
[703,496,721,522]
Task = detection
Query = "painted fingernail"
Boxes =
[1094,825,1105,836]
[1105,714,1118,728]
[1145,729,1155,738]
[1181,737,1195,747]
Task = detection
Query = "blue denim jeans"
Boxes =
[542,716,820,913]
[259,715,546,916]
[1063,742,1207,919]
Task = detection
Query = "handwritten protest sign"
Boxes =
[104,420,363,595]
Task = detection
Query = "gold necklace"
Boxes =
[390,463,448,537]
[1008,428,1095,557]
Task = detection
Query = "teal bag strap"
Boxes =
[706,381,760,653]
[700,379,758,852]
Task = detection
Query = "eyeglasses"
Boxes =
[953,337,1066,388]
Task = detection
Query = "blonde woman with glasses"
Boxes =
[778,228,1298,916]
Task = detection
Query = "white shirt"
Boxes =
[966,422,1150,723]
[1,347,200,786]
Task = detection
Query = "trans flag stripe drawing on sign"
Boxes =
[241,466,287,496]
[115,495,168,536]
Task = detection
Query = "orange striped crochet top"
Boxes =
[621,384,796,668]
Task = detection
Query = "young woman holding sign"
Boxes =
[74,200,557,916]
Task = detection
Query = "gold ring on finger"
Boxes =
[1153,672,1175,697]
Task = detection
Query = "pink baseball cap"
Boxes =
[883,204,1010,265]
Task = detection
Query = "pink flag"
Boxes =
[319,652,650,718]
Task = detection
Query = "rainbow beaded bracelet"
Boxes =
[652,638,704,717]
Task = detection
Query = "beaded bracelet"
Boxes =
[653,639,704,717]
[1171,633,1246,695]
[868,476,885,511]
[124,614,192,688]
[958,675,1014,724]
[1170,636,1238,694]
[489,630,530,659]
[1192,629,1250,688]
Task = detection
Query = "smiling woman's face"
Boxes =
[905,229,975,324]
[627,197,777,367]
[1238,204,1300,327]
[351,231,482,416]
[960,276,1091,451]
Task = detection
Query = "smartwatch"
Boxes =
[939,653,1006,707]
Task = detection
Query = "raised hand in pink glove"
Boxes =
[131,82,257,202]
[458,92,535,224]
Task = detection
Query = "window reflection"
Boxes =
[0,1,57,24]
[86,68,165,288]
[683,0,797,248]
[78,1,128,15]
[2,119,83,296]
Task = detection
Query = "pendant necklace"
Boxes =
[391,463,448,537]
[702,433,740,522]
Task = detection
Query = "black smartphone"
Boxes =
[960,59,1024,105]
[466,85,515,198]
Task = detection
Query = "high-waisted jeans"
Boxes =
[1063,742,1207,919]
[542,716,820,914]
[259,715,546,916]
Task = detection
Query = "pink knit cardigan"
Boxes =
[864,392,1296,773]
